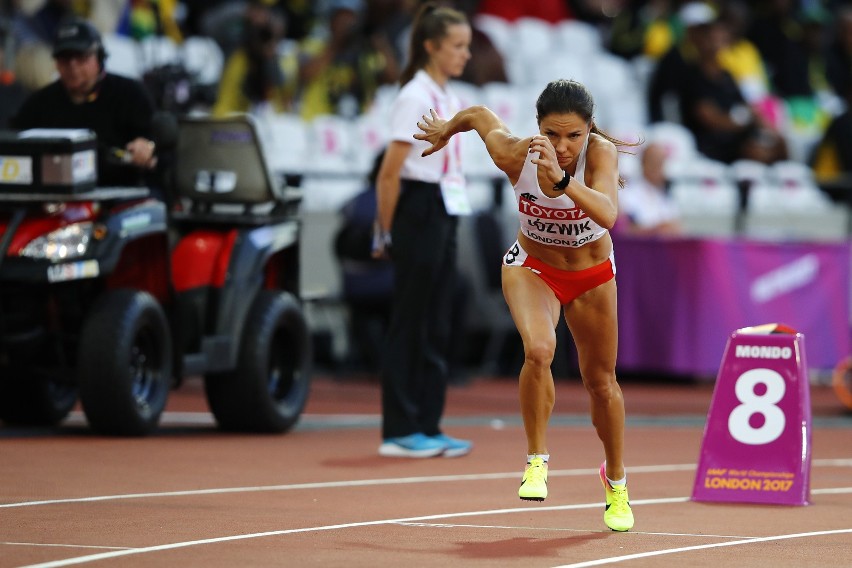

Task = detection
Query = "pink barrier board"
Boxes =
[691,324,812,506]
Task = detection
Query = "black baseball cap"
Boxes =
[52,19,102,57]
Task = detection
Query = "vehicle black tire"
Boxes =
[0,368,77,426]
[204,291,312,433]
[77,289,172,436]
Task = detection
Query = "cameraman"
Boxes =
[10,18,158,188]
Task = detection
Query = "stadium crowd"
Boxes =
[1,1,851,179]
[1,0,849,374]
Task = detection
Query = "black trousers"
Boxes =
[381,180,458,439]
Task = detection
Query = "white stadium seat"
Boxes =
[511,17,556,58]
[138,35,180,72]
[473,14,514,57]
[505,17,556,84]
[730,159,770,190]
[102,33,143,78]
[480,82,535,134]
[669,157,738,236]
[644,122,699,178]
[553,19,603,55]
[351,114,389,175]
[181,35,224,85]
[745,160,848,241]
[256,112,309,176]
[304,114,357,176]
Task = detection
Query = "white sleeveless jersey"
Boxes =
[512,137,608,248]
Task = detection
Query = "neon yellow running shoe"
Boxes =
[518,457,548,501]
[600,462,634,532]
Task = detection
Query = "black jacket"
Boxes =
[10,73,155,187]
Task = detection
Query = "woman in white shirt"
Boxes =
[373,2,472,460]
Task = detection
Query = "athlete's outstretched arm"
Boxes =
[415,106,529,181]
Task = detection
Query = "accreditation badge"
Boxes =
[439,173,471,216]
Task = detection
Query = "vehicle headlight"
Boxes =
[20,222,94,261]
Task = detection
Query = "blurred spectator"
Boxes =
[784,6,837,160]
[86,0,128,36]
[646,1,716,123]
[607,0,680,61]
[297,0,400,119]
[617,142,682,236]
[190,0,316,54]
[745,0,795,74]
[826,6,852,103]
[0,36,29,129]
[211,1,298,116]
[12,42,56,92]
[716,1,772,109]
[13,1,125,40]
[275,0,321,42]
[745,0,814,101]
[12,0,76,48]
[198,1,256,58]
[363,0,413,61]
[181,0,231,39]
[678,5,787,164]
[119,0,185,43]
[810,81,852,200]
[740,2,835,161]
[647,1,783,125]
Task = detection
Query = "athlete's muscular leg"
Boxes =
[501,265,562,455]
[564,278,625,480]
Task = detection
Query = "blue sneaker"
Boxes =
[430,434,472,458]
[379,433,446,458]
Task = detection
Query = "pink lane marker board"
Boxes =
[692,324,812,506]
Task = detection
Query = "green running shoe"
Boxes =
[600,462,634,531]
[518,456,548,501]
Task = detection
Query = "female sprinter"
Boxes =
[415,79,637,531]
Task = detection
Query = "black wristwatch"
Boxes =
[553,171,571,191]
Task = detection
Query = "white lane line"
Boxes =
[813,486,852,494]
[393,523,755,539]
[816,458,852,466]
[3,460,850,509]
[64,412,386,427]
[394,522,600,531]
[62,412,215,427]
[13,489,852,567]
[18,492,852,568]
[17,497,691,568]
[0,464,696,509]
[2,543,133,551]
[550,528,852,568]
